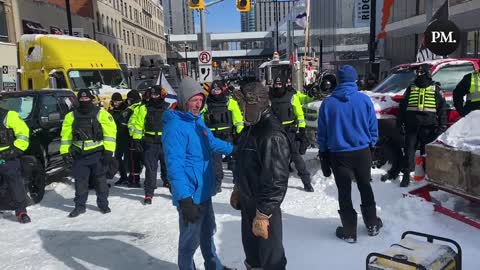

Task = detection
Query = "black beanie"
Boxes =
[77,89,94,100]
[111,92,123,101]
[127,90,141,102]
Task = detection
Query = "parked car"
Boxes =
[304,58,480,165]
[0,90,77,209]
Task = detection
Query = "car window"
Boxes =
[372,70,416,93]
[39,95,59,118]
[432,64,474,93]
[0,96,35,119]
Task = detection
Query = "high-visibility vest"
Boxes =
[406,85,437,113]
[468,72,480,103]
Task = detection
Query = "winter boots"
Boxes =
[304,182,314,192]
[68,207,86,218]
[114,177,129,186]
[400,172,410,187]
[144,196,152,205]
[17,212,31,224]
[336,210,357,243]
[380,170,399,182]
[361,205,383,236]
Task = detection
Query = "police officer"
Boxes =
[129,86,170,205]
[453,70,480,116]
[125,90,143,187]
[270,77,314,192]
[108,92,129,186]
[397,64,447,187]
[0,104,31,223]
[203,80,244,193]
[61,89,117,217]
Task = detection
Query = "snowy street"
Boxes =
[1,150,479,269]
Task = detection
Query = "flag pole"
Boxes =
[303,0,311,60]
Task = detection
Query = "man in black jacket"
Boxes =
[109,92,129,185]
[397,64,447,187]
[230,82,290,270]
[453,71,480,116]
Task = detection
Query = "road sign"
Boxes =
[198,51,212,65]
[199,64,212,83]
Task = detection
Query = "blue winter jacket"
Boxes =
[162,110,233,206]
[317,82,378,153]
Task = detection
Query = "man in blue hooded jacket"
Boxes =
[162,77,235,270]
[317,65,382,244]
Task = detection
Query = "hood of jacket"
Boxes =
[177,77,205,112]
[331,82,358,102]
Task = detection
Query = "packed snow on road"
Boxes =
[0,150,479,269]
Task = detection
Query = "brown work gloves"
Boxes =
[252,210,271,240]
[230,185,241,210]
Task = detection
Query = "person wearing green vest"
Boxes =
[396,64,447,187]
[203,80,244,193]
[125,90,144,187]
[61,89,117,217]
[129,86,172,205]
[453,70,480,116]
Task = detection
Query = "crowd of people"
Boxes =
[1,63,479,270]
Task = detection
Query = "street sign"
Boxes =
[1,65,16,91]
[198,51,212,65]
[199,64,212,83]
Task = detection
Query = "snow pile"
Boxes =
[437,110,480,151]
[0,151,479,269]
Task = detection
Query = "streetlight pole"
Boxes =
[65,0,73,36]
[184,43,189,76]
[275,0,279,52]
[369,0,376,63]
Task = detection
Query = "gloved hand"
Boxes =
[252,209,270,240]
[62,153,73,166]
[102,151,114,166]
[230,185,241,210]
[297,128,309,155]
[179,197,202,224]
[0,147,23,161]
[319,151,332,177]
[133,139,144,153]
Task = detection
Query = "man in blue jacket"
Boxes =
[162,77,235,270]
[317,65,382,244]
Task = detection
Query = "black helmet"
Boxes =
[111,92,123,101]
[126,90,141,104]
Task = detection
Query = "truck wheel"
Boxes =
[20,155,46,205]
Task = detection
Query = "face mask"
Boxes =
[78,100,93,112]
[243,92,268,126]
[415,74,431,87]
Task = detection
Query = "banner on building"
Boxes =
[354,0,371,28]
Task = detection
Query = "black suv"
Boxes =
[0,90,77,209]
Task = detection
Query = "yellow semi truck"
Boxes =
[18,34,130,106]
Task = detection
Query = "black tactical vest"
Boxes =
[270,91,295,124]
[144,102,169,134]
[72,107,103,142]
[0,109,15,149]
[204,99,232,132]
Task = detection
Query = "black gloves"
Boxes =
[179,197,202,224]
[319,151,332,177]
[133,139,144,153]
[297,128,309,155]
[1,147,23,161]
[62,153,73,166]
[102,150,114,166]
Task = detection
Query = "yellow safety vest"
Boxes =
[407,85,437,113]
[468,72,480,103]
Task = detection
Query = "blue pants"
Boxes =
[0,158,27,215]
[177,199,223,270]
[72,152,109,209]
[143,142,168,197]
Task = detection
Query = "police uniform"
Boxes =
[60,89,117,217]
[203,85,244,192]
[398,67,447,187]
[0,108,31,223]
[129,87,171,204]
[125,90,144,187]
[270,80,313,192]
[453,71,480,116]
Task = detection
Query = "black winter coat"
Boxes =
[234,109,291,216]
[109,104,129,144]
[453,73,480,116]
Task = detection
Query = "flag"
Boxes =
[416,0,449,62]
[295,12,307,29]
[156,70,177,104]
[377,0,395,40]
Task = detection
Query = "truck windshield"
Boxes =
[267,65,291,84]
[431,64,474,93]
[0,96,34,120]
[68,69,128,90]
[372,70,416,93]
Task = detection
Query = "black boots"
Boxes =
[68,207,86,218]
[361,205,383,236]
[144,196,152,205]
[336,210,357,243]
[380,170,399,182]
[304,182,314,192]
[17,212,31,224]
[400,172,410,187]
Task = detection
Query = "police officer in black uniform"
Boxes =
[109,92,129,185]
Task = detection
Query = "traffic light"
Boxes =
[237,0,251,12]
[189,0,204,9]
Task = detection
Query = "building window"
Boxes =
[142,36,145,48]
[133,54,136,66]
[101,14,105,33]
[125,53,128,65]
[124,3,127,16]
[129,5,132,20]
[96,12,101,32]
[111,18,114,35]
[127,31,130,45]
[132,33,135,46]
[114,19,117,36]
[0,2,8,42]
[120,0,123,14]
[129,53,132,66]
[106,16,110,34]
[123,29,126,41]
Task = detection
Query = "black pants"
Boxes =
[330,148,375,214]
[403,126,438,172]
[241,201,287,270]
[115,139,129,179]
[1,158,27,215]
[143,142,168,197]
[287,132,311,185]
[213,153,224,190]
[128,139,143,184]
[72,152,109,210]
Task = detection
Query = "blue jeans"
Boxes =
[177,199,223,270]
